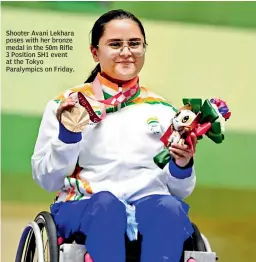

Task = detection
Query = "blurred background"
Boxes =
[1,1,256,261]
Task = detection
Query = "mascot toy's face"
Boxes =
[172,110,197,131]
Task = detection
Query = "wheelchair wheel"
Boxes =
[190,223,207,252]
[16,211,59,262]
[180,222,206,262]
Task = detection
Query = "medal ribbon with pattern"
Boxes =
[77,73,139,123]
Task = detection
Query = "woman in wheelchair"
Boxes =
[31,9,197,262]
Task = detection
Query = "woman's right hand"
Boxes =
[56,97,76,122]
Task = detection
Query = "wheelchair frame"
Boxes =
[15,211,218,262]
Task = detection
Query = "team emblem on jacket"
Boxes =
[147,117,161,134]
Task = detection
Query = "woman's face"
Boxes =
[91,19,146,82]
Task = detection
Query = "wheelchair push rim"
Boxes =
[15,211,59,262]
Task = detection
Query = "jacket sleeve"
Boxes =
[31,100,81,192]
[164,155,196,199]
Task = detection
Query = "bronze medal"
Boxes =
[61,104,89,132]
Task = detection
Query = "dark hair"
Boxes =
[84,9,147,83]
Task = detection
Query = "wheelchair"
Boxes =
[15,209,218,262]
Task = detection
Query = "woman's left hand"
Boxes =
[169,132,197,167]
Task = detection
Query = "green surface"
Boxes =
[1,113,41,174]
[2,113,256,189]
[112,1,256,29]
[2,172,56,203]
[2,1,256,29]
[1,1,108,15]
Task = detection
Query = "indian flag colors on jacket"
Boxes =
[32,73,195,203]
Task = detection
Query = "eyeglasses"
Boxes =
[98,40,148,57]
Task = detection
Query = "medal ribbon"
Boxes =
[77,74,139,123]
